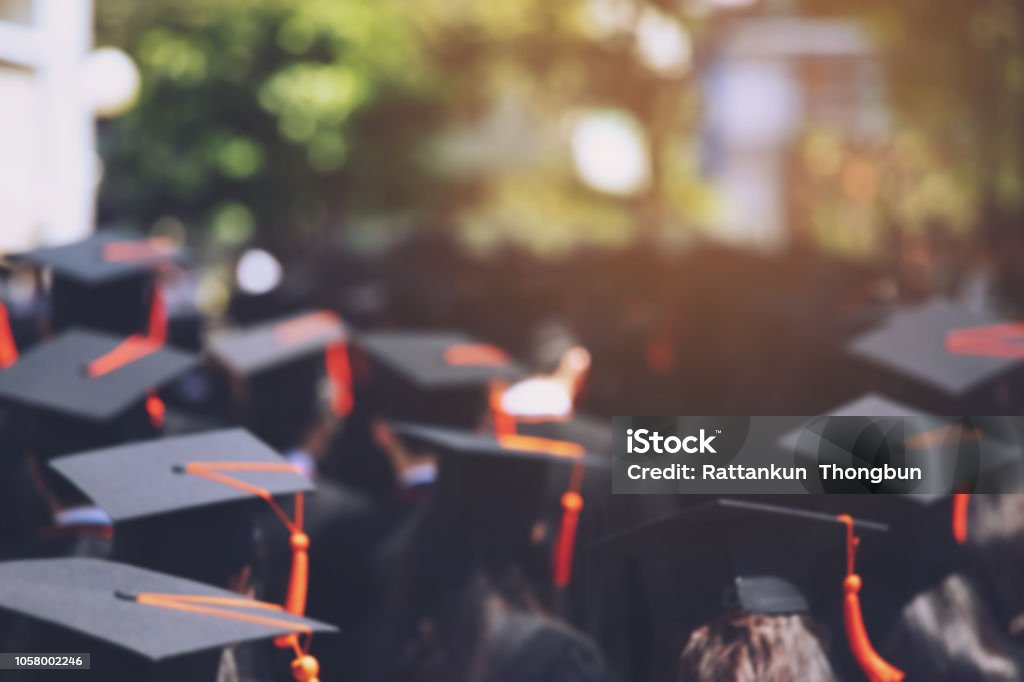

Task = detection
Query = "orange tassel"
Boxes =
[489,383,517,438]
[148,283,167,345]
[0,303,17,369]
[952,492,970,544]
[146,393,166,429]
[553,484,584,589]
[324,342,354,417]
[838,514,904,682]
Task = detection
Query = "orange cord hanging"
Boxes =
[553,462,585,589]
[837,514,904,682]
[489,382,517,439]
[488,379,587,590]
[324,341,353,417]
[0,302,17,369]
[952,492,970,544]
[145,393,166,429]
[124,592,320,682]
[178,461,309,617]
[148,283,167,346]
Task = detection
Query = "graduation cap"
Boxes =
[7,232,183,339]
[595,497,901,682]
[392,421,604,589]
[48,429,315,621]
[0,329,196,454]
[358,331,521,389]
[208,311,353,437]
[354,331,523,429]
[0,557,334,677]
[847,299,1024,400]
[48,429,311,523]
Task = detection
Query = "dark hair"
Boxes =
[678,612,837,682]
[885,573,1024,681]
[963,494,1024,626]
[370,507,545,682]
[881,494,1024,679]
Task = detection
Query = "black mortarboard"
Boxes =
[847,299,1024,399]
[353,331,523,430]
[779,400,1022,496]
[10,233,181,285]
[0,329,195,425]
[357,331,523,390]
[8,232,183,337]
[0,557,335,661]
[48,429,312,523]
[595,498,885,622]
[48,429,313,593]
[207,311,345,378]
[207,311,352,451]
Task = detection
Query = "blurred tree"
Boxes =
[802,0,1024,223]
[95,0,714,256]
[97,0,447,247]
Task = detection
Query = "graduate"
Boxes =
[207,311,380,678]
[363,422,613,682]
[0,328,195,559]
[330,329,522,501]
[44,428,331,681]
[596,497,892,682]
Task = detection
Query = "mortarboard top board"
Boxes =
[594,497,886,618]
[0,557,335,661]
[847,299,1024,396]
[0,329,195,423]
[48,429,312,523]
[7,232,183,286]
[356,330,524,390]
[516,413,613,457]
[391,421,607,469]
[207,310,345,378]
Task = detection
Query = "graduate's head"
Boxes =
[597,498,890,682]
[678,612,836,682]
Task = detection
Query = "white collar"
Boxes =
[55,506,112,527]
[400,462,437,488]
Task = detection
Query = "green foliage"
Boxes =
[96,0,712,255]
